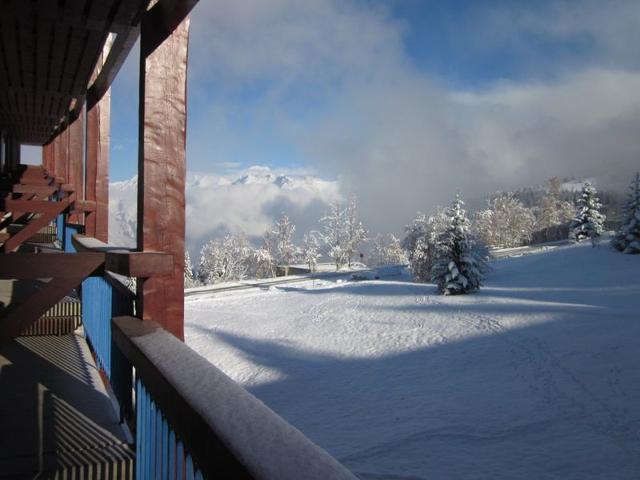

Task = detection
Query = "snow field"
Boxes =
[185,242,640,479]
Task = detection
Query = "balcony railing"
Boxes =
[73,234,358,480]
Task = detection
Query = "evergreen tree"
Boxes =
[611,172,640,254]
[432,195,487,295]
[569,181,606,244]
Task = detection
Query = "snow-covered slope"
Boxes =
[109,166,340,252]
[185,242,640,479]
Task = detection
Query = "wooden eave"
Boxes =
[0,0,150,145]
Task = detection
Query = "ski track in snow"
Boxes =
[185,242,640,479]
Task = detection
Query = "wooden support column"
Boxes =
[54,129,69,183]
[136,12,190,340]
[68,111,84,224]
[86,47,111,242]
[42,143,50,172]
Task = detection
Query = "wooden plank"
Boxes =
[73,200,96,212]
[137,14,190,340]
[0,252,105,279]
[0,199,70,214]
[12,184,57,196]
[106,252,173,277]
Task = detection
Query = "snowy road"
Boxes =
[185,242,640,479]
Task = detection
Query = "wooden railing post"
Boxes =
[136,9,190,340]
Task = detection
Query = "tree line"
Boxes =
[185,172,640,294]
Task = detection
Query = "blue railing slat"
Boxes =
[169,429,176,480]
[136,380,143,479]
[186,454,194,480]
[177,441,184,480]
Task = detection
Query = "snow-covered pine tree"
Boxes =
[370,233,407,266]
[611,172,640,254]
[184,251,199,288]
[432,194,487,295]
[302,232,321,272]
[569,181,606,244]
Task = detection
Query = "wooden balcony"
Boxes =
[1,1,359,478]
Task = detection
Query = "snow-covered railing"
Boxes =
[112,315,359,480]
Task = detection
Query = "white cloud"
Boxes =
[109,167,341,257]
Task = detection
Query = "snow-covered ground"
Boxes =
[185,242,640,479]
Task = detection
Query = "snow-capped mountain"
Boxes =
[109,166,341,255]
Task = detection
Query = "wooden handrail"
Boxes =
[72,234,173,277]
[112,316,358,480]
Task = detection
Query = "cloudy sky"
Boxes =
[108,0,640,236]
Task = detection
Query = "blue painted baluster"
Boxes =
[136,380,143,479]
[150,400,157,479]
[168,429,176,480]
[161,415,169,480]
[185,454,194,480]
[177,441,184,480]
[194,469,204,480]
[156,409,163,476]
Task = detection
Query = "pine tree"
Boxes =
[611,172,640,254]
[432,194,487,295]
[569,181,606,244]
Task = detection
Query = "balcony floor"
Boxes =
[0,333,134,478]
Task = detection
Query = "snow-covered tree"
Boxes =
[319,202,348,270]
[343,196,367,267]
[569,181,606,244]
[269,214,298,275]
[473,192,536,248]
[370,233,407,266]
[198,233,252,284]
[249,246,276,279]
[301,232,321,272]
[402,209,447,282]
[432,194,488,295]
[537,177,575,230]
[611,172,640,254]
[184,251,199,288]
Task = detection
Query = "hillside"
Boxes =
[185,241,640,479]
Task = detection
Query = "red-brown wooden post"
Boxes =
[67,111,84,224]
[54,129,68,183]
[136,13,190,340]
[86,54,111,242]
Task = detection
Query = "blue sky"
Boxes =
[107,0,640,232]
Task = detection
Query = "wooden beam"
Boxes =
[85,42,111,242]
[12,184,57,196]
[67,109,85,224]
[0,198,70,214]
[106,252,173,277]
[0,254,105,345]
[0,253,105,279]
[140,0,199,58]
[137,12,190,340]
